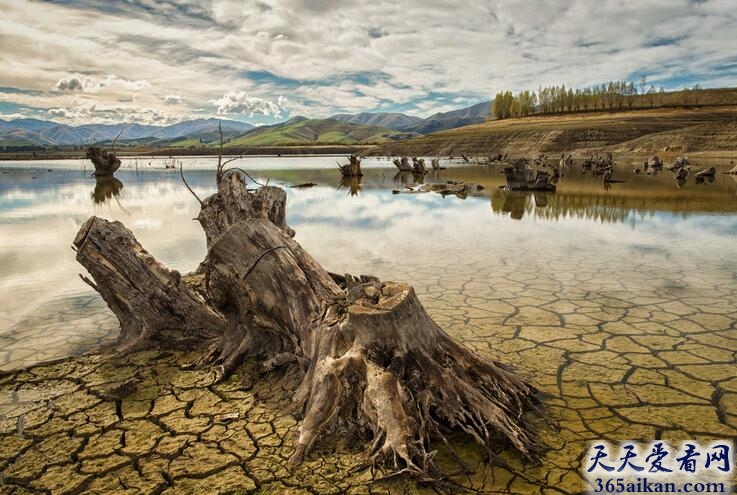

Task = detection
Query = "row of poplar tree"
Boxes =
[492,80,704,119]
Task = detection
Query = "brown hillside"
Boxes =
[375,106,737,156]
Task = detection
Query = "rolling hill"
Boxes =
[404,101,491,134]
[0,100,495,150]
[329,102,492,134]
[222,117,421,147]
[328,112,423,131]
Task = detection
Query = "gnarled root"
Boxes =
[73,176,541,480]
[289,281,540,476]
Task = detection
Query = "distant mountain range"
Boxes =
[0,101,491,148]
[405,101,492,134]
[0,118,254,147]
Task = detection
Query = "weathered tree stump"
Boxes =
[393,156,413,172]
[86,146,121,176]
[73,168,540,478]
[647,155,662,170]
[339,155,363,177]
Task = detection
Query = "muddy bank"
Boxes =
[0,145,370,162]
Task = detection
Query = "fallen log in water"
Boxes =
[72,167,540,479]
[694,166,716,177]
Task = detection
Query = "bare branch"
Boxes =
[216,121,225,186]
[222,156,240,167]
[221,167,266,187]
[111,129,124,152]
[180,163,204,206]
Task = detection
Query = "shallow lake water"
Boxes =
[1,155,736,492]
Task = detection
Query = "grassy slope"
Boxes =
[223,118,418,147]
[375,106,737,156]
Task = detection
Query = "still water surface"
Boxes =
[1,155,735,368]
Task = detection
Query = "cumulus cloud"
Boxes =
[163,94,182,104]
[53,76,85,92]
[53,75,151,93]
[47,102,177,125]
[212,91,289,118]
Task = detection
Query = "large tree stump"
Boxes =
[73,169,540,478]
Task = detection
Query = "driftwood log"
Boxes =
[72,168,540,478]
[86,146,122,176]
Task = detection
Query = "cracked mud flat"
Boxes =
[2,243,736,494]
[1,162,737,493]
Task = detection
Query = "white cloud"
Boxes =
[212,91,289,118]
[47,102,178,125]
[0,112,30,120]
[53,74,151,93]
[163,94,182,104]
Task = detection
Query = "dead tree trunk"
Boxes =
[73,170,540,477]
[412,157,427,175]
[339,155,363,177]
[393,157,413,172]
[86,146,122,176]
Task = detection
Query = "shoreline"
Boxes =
[0,145,373,162]
[2,149,737,162]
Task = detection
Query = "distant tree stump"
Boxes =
[86,147,121,176]
[339,155,363,177]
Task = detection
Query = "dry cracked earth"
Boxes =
[1,230,737,494]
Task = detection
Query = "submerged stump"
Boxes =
[72,168,540,478]
[339,155,363,177]
[86,146,122,176]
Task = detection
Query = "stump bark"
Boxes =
[73,169,540,477]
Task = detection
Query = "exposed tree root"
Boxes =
[72,169,542,479]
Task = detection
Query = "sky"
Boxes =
[1,0,736,126]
